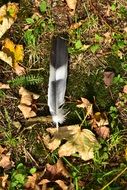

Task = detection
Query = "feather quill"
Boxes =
[48,36,68,128]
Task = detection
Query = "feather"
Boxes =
[48,36,68,128]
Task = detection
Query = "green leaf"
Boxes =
[90,44,100,53]
[40,1,47,13]
[14,174,25,184]
[75,40,82,49]
[111,3,116,11]
[29,167,37,174]
[26,18,34,24]
[95,34,103,42]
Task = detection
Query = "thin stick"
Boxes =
[100,167,127,190]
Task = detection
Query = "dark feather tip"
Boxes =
[51,36,68,69]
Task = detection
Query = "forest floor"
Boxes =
[0,0,127,189]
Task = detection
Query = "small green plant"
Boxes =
[8,74,43,87]
[9,163,27,190]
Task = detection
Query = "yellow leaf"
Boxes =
[0,3,19,38]
[44,125,98,161]
[0,38,25,75]
[15,45,24,62]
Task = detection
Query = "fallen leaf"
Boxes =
[18,87,39,118]
[39,159,71,190]
[65,0,77,15]
[104,32,112,44]
[0,154,12,169]
[44,125,98,161]
[18,104,37,119]
[123,85,127,94]
[0,3,19,38]
[0,146,6,154]
[0,174,8,188]
[91,112,110,139]
[77,98,93,117]
[25,173,40,189]
[0,82,10,89]
[103,71,115,87]
[0,38,25,75]
[95,126,110,139]
[70,21,82,30]
[19,87,40,100]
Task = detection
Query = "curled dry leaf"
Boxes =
[91,112,110,139]
[0,174,8,188]
[0,153,13,170]
[18,87,39,118]
[44,125,98,161]
[0,38,25,75]
[18,104,37,119]
[77,97,93,116]
[0,3,19,38]
[25,173,40,190]
[39,159,71,190]
[103,71,115,87]
[65,0,77,16]
[0,82,10,89]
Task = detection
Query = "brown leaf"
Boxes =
[44,125,98,161]
[18,87,39,118]
[91,112,110,139]
[65,0,77,15]
[70,21,82,30]
[0,174,8,188]
[123,85,127,94]
[0,154,12,169]
[0,146,6,154]
[0,82,10,89]
[39,159,70,190]
[77,98,93,117]
[96,126,110,139]
[103,71,115,87]
[18,104,36,119]
[25,173,41,190]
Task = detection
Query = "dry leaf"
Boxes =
[0,146,6,154]
[77,97,93,117]
[19,87,40,100]
[18,104,37,119]
[18,87,39,118]
[70,21,82,30]
[95,126,110,139]
[0,174,8,188]
[0,3,19,38]
[44,125,98,161]
[39,159,71,190]
[104,32,112,44]
[103,71,115,87]
[123,85,127,94]
[25,173,39,189]
[65,0,77,15]
[0,82,10,89]
[0,38,25,75]
[91,112,110,139]
[0,154,12,169]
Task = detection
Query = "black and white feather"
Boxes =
[48,36,68,128]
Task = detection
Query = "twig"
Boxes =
[100,167,127,190]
